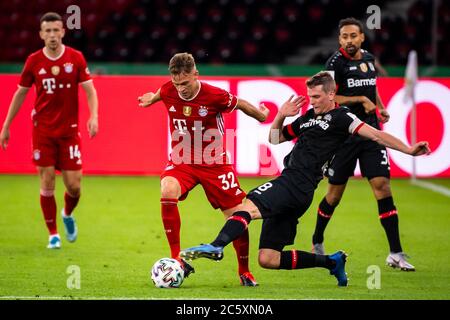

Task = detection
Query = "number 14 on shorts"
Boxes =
[69,145,81,159]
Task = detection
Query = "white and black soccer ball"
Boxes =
[151,258,185,288]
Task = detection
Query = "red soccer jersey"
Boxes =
[19,45,92,137]
[159,80,238,165]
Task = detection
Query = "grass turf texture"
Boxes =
[0,175,449,300]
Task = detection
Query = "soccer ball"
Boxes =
[151,258,185,288]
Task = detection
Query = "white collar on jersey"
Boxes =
[178,80,201,101]
[43,44,66,61]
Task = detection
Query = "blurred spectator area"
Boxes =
[0,0,448,65]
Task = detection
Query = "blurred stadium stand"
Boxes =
[0,0,448,68]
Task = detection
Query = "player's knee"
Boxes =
[258,251,278,269]
[66,184,81,197]
[161,184,179,199]
[326,194,341,206]
[371,178,392,198]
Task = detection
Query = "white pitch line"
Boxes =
[411,179,450,197]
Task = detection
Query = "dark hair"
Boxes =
[306,71,336,93]
[169,52,196,75]
[40,12,63,26]
[338,17,364,33]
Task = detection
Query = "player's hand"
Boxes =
[378,109,390,123]
[0,127,10,150]
[138,92,155,107]
[87,117,98,138]
[409,141,431,156]
[362,97,376,114]
[279,95,307,117]
[258,103,270,121]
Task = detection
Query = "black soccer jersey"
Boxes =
[281,106,363,186]
[326,48,379,129]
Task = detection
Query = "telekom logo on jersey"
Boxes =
[42,78,56,94]
[42,78,72,94]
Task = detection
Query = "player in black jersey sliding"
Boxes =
[180,72,429,287]
[311,18,416,271]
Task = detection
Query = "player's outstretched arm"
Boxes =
[235,99,269,122]
[269,95,306,145]
[81,81,99,138]
[0,86,30,150]
[138,89,161,108]
[357,123,430,156]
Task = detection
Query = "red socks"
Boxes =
[161,198,181,259]
[40,189,57,235]
[64,192,80,216]
[233,229,250,275]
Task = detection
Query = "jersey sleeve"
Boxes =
[340,111,364,134]
[215,88,238,113]
[282,117,302,141]
[325,57,343,86]
[77,52,92,83]
[18,56,34,88]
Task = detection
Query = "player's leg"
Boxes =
[61,170,81,242]
[223,205,257,286]
[312,182,347,254]
[361,143,415,271]
[160,176,183,259]
[33,132,60,248]
[368,176,415,271]
[254,182,348,286]
[58,135,83,243]
[180,198,260,261]
[38,166,60,249]
[312,143,358,253]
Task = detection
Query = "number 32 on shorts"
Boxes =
[218,172,238,190]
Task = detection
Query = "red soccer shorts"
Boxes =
[161,161,246,210]
[32,131,82,171]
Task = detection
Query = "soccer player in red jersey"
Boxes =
[0,12,99,249]
[138,52,269,286]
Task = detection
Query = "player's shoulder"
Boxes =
[361,49,375,62]
[160,80,176,97]
[326,50,345,68]
[25,48,44,63]
[65,46,85,59]
[200,81,226,94]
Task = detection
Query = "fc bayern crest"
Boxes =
[64,63,74,73]
[198,106,208,117]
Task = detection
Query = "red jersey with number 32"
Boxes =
[19,45,92,137]
[159,80,238,166]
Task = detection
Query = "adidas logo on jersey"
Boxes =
[169,106,176,112]
[235,189,242,196]
[38,68,47,75]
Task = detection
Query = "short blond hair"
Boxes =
[169,53,196,75]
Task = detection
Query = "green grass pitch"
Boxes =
[0,175,449,300]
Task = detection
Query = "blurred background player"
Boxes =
[0,12,99,249]
[138,52,269,286]
[311,18,415,271]
[180,72,430,286]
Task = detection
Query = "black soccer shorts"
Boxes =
[246,173,313,251]
[325,138,391,185]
